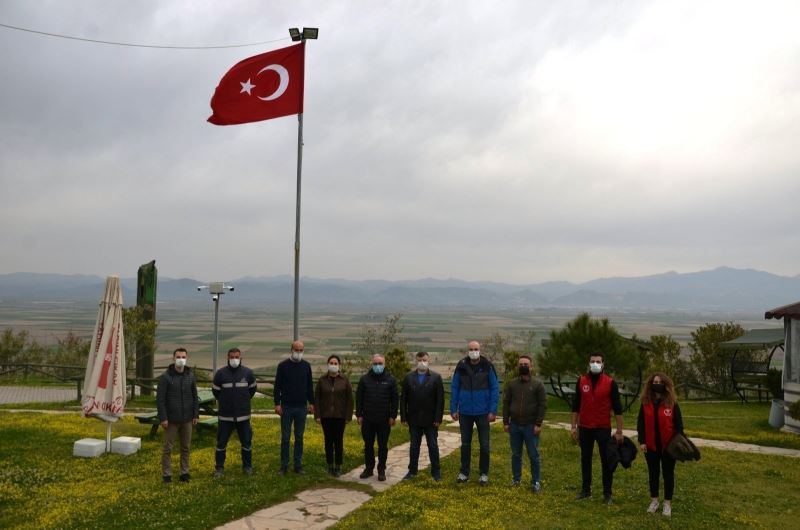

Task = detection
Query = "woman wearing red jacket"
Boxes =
[637,372,684,518]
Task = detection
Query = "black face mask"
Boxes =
[652,383,666,394]
[518,365,530,375]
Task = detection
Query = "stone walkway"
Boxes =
[216,430,462,530]
[0,385,75,404]
[548,421,800,458]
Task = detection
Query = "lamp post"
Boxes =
[197,282,234,374]
[287,26,318,341]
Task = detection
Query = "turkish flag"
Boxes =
[208,42,305,125]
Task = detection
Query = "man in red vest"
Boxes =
[570,352,624,505]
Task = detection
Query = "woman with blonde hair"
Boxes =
[637,372,684,517]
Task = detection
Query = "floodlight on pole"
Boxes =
[287,25,319,341]
[197,282,234,374]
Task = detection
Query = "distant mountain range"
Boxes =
[0,267,798,312]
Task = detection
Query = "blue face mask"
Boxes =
[372,364,385,375]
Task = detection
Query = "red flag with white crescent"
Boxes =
[208,42,305,125]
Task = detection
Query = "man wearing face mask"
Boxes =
[502,355,547,493]
[356,354,399,481]
[400,351,445,481]
[571,352,624,504]
[156,347,199,483]
[451,340,500,486]
[274,340,315,475]
[212,348,257,477]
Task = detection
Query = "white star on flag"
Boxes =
[240,79,255,95]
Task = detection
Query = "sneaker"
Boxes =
[278,467,288,476]
[663,502,672,517]
[532,482,542,494]
[479,474,489,487]
[647,499,660,514]
[604,495,613,506]
[402,472,417,481]
[334,467,342,477]
[243,467,253,476]
[293,467,305,475]
[378,472,387,481]
[179,473,190,483]
[162,475,172,484]
[213,469,224,479]
[575,491,591,500]
[327,466,336,476]
[359,469,374,479]
[510,480,521,487]
[456,473,469,483]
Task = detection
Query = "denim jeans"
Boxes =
[509,422,540,483]
[216,419,252,470]
[408,425,440,476]
[459,414,490,476]
[280,404,308,469]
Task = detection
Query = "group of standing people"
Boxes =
[156,342,686,517]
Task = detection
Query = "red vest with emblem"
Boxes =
[578,373,613,428]
[643,401,675,451]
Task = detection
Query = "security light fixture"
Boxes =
[289,27,319,41]
[289,27,302,41]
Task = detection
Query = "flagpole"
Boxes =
[293,111,303,342]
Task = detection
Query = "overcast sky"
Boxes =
[1,0,799,284]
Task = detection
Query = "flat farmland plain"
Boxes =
[0,301,776,376]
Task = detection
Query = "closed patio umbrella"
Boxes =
[81,276,127,450]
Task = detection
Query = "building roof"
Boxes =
[765,301,800,320]
[719,327,785,349]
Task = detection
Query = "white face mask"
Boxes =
[589,362,603,374]
[174,358,187,368]
[468,350,480,361]
[291,350,303,362]
[229,358,241,369]
[328,364,340,374]
[417,361,429,372]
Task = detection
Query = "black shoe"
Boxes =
[179,473,190,482]
[243,467,253,476]
[213,469,224,479]
[575,491,591,500]
[327,466,336,476]
[378,472,387,481]
[162,475,172,484]
[334,466,342,477]
[278,467,288,476]
[359,469,374,479]
[604,495,613,505]
[402,472,416,480]
[294,467,305,475]
[432,474,442,482]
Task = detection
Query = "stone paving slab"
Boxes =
[216,430,461,529]
[0,386,75,404]
[548,421,800,458]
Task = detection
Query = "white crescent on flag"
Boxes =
[257,64,289,101]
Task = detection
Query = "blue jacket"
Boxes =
[450,356,499,416]
[212,364,256,422]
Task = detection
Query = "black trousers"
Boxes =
[645,450,676,500]
[321,418,346,466]
[578,427,613,496]
[361,419,391,472]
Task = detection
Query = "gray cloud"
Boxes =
[1,0,798,283]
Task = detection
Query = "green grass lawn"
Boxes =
[0,412,408,530]
[336,424,800,530]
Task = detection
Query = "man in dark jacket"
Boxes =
[356,354,399,481]
[157,347,199,483]
[502,355,546,492]
[274,340,314,475]
[212,347,257,477]
[450,340,500,486]
[400,351,445,481]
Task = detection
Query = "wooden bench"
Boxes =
[134,411,161,438]
[731,359,770,403]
